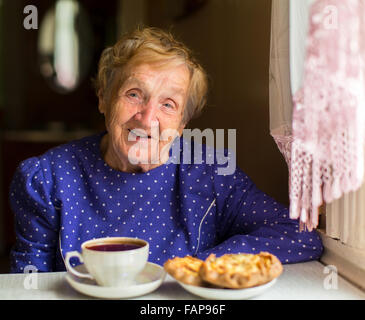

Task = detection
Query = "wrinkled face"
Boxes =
[100,63,190,172]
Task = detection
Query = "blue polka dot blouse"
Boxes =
[9,132,323,273]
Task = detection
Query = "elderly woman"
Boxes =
[9,27,323,273]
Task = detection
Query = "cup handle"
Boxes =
[65,251,94,280]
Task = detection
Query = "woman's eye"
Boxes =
[127,92,139,98]
[162,101,176,110]
[125,91,143,104]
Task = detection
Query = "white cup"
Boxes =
[65,237,149,287]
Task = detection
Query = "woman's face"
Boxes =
[100,63,190,172]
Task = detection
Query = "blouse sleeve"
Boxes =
[196,166,323,264]
[9,156,59,273]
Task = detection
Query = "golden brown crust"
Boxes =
[163,256,205,286]
[199,252,283,289]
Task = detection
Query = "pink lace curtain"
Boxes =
[270,0,365,231]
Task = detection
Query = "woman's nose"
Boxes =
[134,100,158,126]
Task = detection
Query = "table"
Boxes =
[0,261,364,300]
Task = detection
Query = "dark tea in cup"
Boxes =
[86,242,144,252]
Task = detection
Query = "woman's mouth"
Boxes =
[128,129,152,140]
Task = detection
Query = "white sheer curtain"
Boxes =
[269,0,365,249]
[269,0,292,167]
[269,0,313,168]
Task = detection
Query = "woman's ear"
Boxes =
[98,91,106,114]
[177,121,186,136]
[98,101,105,114]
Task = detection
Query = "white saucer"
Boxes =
[65,262,166,299]
[177,278,277,300]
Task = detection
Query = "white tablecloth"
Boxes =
[0,261,364,300]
